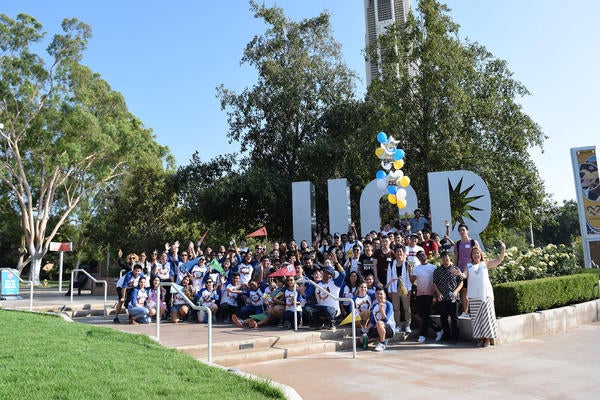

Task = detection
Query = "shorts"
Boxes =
[367,324,394,339]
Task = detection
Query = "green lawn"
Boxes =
[0,310,284,400]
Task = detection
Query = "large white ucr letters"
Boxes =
[292,170,491,248]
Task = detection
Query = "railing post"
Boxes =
[69,269,107,318]
[158,282,212,363]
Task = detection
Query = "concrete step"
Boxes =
[187,340,344,367]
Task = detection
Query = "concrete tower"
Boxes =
[364,0,412,86]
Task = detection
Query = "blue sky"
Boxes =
[3,0,598,203]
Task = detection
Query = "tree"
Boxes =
[0,14,170,283]
[534,199,581,246]
[366,0,547,235]
[216,1,357,238]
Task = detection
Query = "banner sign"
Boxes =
[571,146,600,268]
[49,242,72,252]
[572,147,600,235]
[1,270,19,296]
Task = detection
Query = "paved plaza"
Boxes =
[2,289,599,399]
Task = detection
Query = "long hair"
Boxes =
[470,246,485,263]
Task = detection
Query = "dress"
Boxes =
[467,262,498,339]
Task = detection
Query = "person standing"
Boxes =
[373,236,394,289]
[454,224,479,317]
[433,251,463,343]
[410,251,443,343]
[387,246,412,334]
[457,242,506,347]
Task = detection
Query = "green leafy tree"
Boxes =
[366,0,547,235]
[534,199,581,246]
[0,14,170,283]
[215,1,357,238]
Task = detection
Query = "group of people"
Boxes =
[113,209,505,351]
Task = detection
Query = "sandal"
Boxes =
[248,320,259,329]
[231,314,244,328]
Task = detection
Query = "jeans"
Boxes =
[304,304,336,327]
[128,306,149,322]
[415,295,441,336]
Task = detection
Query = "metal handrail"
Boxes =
[0,268,33,311]
[69,269,108,317]
[296,277,357,359]
[157,282,212,363]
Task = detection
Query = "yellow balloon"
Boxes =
[375,148,384,158]
[387,194,397,204]
[399,176,410,187]
[393,160,404,169]
[397,198,407,209]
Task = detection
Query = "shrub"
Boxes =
[489,243,581,285]
[494,270,600,316]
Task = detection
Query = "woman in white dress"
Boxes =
[457,241,505,347]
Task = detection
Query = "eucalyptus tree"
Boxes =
[0,14,170,283]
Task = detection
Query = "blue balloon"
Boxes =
[377,132,388,143]
[387,185,397,195]
[393,149,405,160]
[376,170,386,180]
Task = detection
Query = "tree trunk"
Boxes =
[29,253,44,285]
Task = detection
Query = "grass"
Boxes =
[0,310,284,400]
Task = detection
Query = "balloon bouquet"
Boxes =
[374,131,410,209]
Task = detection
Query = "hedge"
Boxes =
[493,269,600,317]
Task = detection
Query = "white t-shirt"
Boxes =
[412,263,437,296]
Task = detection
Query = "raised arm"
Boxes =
[486,241,506,269]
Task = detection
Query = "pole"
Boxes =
[529,222,535,247]
[106,243,111,277]
[58,251,64,293]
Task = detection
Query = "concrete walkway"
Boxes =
[240,323,600,399]
[3,288,600,399]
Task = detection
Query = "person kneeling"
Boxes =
[367,287,396,352]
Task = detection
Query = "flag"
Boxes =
[208,258,225,275]
[339,313,361,325]
[267,263,295,277]
[197,229,209,247]
[246,226,268,237]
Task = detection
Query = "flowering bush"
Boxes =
[489,243,581,285]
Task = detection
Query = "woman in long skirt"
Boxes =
[457,241,505,347]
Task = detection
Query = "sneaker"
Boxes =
[435,330,444,342]
[325,323,336,331]
[417,336,426,343]
[282,321,291,329]
[113,317,120,324]
[404,326,412,334]
[459,312,470,318]
[373,342,386,352]
[394,327,401,333]
[231,315,243,328]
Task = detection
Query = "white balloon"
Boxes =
[381,161,392,171]
[396,188,407,199]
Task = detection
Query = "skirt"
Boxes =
[469,297,498,339]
